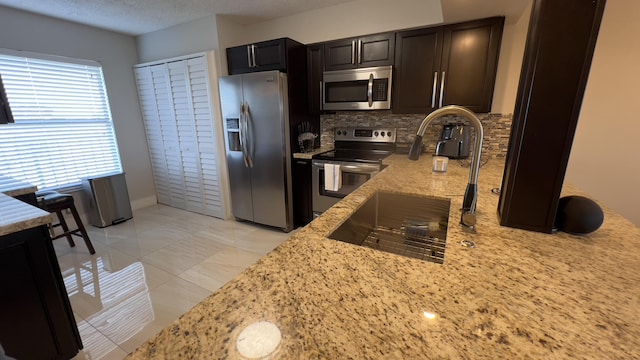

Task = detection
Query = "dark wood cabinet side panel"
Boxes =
[0,238,59,359]
[498,0,606,232]
[293,159,313,226]
[307,44,324,115]
[0,226,80,359]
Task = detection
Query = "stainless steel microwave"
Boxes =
[322,65,392,110]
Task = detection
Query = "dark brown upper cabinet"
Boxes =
[306,43,324,116]
[324,33,395,71]
[393,17,504,114]
[227,38,303,75]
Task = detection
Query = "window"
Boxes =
[0,49,122,191]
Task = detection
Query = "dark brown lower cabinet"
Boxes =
[498,0,607,233]
[0,225,82,359]
[293,158,313,226]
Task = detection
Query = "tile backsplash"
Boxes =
[320,111,512,158]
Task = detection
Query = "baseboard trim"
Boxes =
[131,195,157,211]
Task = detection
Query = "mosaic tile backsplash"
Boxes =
[319,111,513,158]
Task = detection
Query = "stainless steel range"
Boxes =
[312,127,396,216]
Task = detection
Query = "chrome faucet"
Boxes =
[408,105,484,228]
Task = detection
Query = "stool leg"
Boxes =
[55,210,76,247]
[69,204,96,255]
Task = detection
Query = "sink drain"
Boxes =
[460,239,476,248]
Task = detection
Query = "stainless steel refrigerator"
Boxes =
[219,71,294,232]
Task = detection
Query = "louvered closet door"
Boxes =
[151,64,188,210]
[135,54,226,218]
[186,57,224,217]
[167,61,205,214]
[134,67,172,205]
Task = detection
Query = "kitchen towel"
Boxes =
[334,164,342,191]
[323,164,342,191]
[324,163,334,191]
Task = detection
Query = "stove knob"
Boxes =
[381,132,385,137]
[374,131,379,137]
[387,131,392,137]
[336,130,342,136]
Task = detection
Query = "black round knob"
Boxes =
[555,196,604,235]
[387,131,392,137]
[374,131,379,137]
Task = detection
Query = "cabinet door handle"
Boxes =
[251,45,257,67]
[351,40,356,65]
[431,72,438,108]
[319,81,323,110]
[358,40,363,64]
[439,71,446,108]
[246,45,252,67]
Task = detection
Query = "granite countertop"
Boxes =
[128,154,640,359]
[0,175,52,237]
[292,146,332,160]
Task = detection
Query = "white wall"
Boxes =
[491,2,532,114]
[227,0,443,46]
[566,0,640,225]
[0,5,156,210]
[137,15,219,64]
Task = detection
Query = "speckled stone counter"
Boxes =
[0,176,52,236]
[128,154,640,359]
[292,146,333,160]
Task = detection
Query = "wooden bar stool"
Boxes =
[36,190,96,255]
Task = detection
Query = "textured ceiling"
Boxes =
[0,0,532,36]
[0,0,354,35]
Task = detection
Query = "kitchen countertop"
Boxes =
[292,146,332,159]
[0,175,52,237]
[127,154,640,359]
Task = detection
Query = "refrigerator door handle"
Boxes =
[239,103,250,167]
[243,103,254,168]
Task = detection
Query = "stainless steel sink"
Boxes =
[328,191,451,264]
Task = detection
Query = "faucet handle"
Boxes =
[408,135,423,161]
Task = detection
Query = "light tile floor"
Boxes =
[51,204,292,360]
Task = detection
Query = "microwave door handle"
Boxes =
[439,71,446,108]
[431,72,438,108]
[243,103,254,168]
[367,73,374,107]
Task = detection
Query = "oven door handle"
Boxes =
[312,162,381,174]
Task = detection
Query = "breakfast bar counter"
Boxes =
[127,154,640,359]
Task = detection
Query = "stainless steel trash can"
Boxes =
[82,172,133,228]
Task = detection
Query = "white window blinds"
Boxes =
[0,49,122,191]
